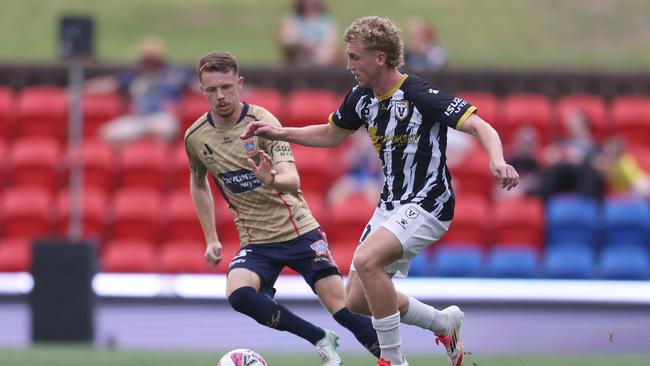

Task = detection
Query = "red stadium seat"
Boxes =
[555,94,607,142]
[160,240,212,274]
[0,238,31,272]
[301,190,328,230]
[118,141,169,191]
[439,194,490,246]
[328,240,356,276]
[0,140,6,187]
[171,143,190,189]
[7,137,61,193]
[611,95,650,148]
[450,150,494,200]
[493,196,544,250]
[285,89,339,127]
[16,86,68,140]
[83,92,125,138]
[292,144,341,196]
[502,93,552,145]
[214,193,239,244]
[242,86,285,122]
[163,189,204,241]
[178,91,209,132]
[215,240,245,274]
[629,145,650,173]
[66,140,116,193]
[56,187,108,241]
[455,91,501,130]
[0,87,16,140]
[111,188,163,242]
[327,195,374,244]
[0,186,53,239]
[101,239,156,273]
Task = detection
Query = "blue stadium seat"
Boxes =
[408,249,430,277]
[546,195,599,248]
[487,245,538,278]
[543,243,595,279]
[602,197,650,249]
[431,244,483,277]
[600,245,650,280]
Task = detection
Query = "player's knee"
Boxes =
[352,251,378,273]
[227,286,257,315]
[345,296,368,315]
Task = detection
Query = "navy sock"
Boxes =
[333,307,381,358]
[228,287,325,345]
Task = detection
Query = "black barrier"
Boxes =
[30,241,97,343]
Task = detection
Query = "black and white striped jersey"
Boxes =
[328,74,477,221]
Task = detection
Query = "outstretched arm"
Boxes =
[458,114,519,190]
[247,152,300,192]
[189,172,222,266]
[240,121,350,148]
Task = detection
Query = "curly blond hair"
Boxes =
[344,16,404,69]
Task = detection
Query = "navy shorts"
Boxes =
[228,228,340,296]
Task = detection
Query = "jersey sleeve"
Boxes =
[328,87,365,132]
[184,138,207,179]
[257,107,295,164]
[418,88,477,130]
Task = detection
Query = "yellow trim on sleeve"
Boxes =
[376,74,408,101]
[328,115,356,133]
[455,105,478,130]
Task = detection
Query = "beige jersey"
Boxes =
[184,103,319,246]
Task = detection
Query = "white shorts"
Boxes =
[350,203,451,277]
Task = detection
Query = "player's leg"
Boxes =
[314,274,380,358]
[225,248,327,349]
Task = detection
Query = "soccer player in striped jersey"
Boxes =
[241,16,519,366]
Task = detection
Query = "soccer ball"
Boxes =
[217,348,268,366]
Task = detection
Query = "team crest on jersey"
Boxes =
[244,138,258,157]
[394,100,410,121]
[405,207,420,219]
[310,239,332,263]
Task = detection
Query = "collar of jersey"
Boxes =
[206,102,249,127]
[375,74,408,101]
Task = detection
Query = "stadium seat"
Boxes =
[602,197,650,249]
[101,239,157,273]
[486,244,538,278]
[543,243,595,279]
[327,195,375,244]
[0,87,15,139]
[171,142,190,189]
[492,196,544,250]
[82,92,125,137]
[455,91,500,131]
[285,89,339,127]
[502,93,552,145]
[407,249,429,277]
[301,190,328,230]
[118,141,169,191]
[438,194,489,246]
[242,86,285,122]
[16,86,68,140]
[213,193,239,244]
[555,94,607,142]
[215,240,245,274]
[178,91,209,132]
[546,194,599,248]
[163,189,204,241]
[159,240,212,274]
[56,187,108,241]
[65,140,116,193]
[292,144,341,196]
[628,145,650,173]
[599,244,650,280]
[0,186,53,239]
[611,95,650,148]
[7,136,61,193]
[110,188,163,242]
[0,238,31,272]
[430,243,483,277]
[449,150,493,200]
[328,240,356,276]
[0,140,6,187]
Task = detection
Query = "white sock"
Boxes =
[401,296,449,335]
[372,312,404,364]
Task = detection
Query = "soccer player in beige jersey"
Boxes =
[185,51,380,366]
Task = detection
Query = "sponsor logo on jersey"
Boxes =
[218,169,261,193]
[201,143,217,164]
[394,100,410,121]
[444,97,468,117]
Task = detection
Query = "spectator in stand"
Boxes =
[85,37,194,145]
[500,126,543,197]
[594,136,650,198]
[278,0,339,67]
[538,108,604,201]
[327,129,383,206]
[404,17,448,72]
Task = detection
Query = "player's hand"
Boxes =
[490,161,519,191]
[240,121,283,140]
[204,241,223,266]
[248,151,277,186]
